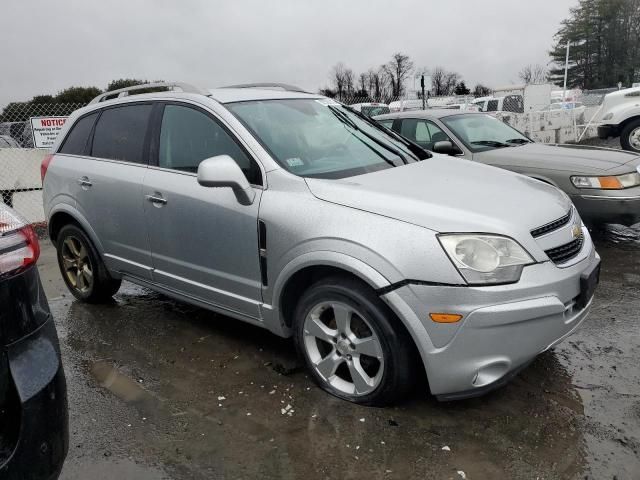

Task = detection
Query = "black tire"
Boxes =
[56,224,121,303]
[293,275,415,406]
[620,118,640,152]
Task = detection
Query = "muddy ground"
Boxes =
[37,235,639,480]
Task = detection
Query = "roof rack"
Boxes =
[89,82,207,104]
[221,83,309,93]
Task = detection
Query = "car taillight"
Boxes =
[41,153,54,183]
[0,209,40,277]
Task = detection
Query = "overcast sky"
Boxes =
[1,0,577,107]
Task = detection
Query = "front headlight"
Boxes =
[571,171,640,189]
[438,234,534,285]
[602,113,613,121]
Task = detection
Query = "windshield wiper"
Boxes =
[505,138,532,145]
[328,105,408,165]
[471,140,511,148]
[343,106,432,160]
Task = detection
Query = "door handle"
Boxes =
[145,194,168,206]
[77,177,92,188]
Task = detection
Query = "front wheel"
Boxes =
[620,118,640,152]
[294,275,414,406]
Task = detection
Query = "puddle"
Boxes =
[90,360,163,415]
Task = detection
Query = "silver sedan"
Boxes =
[375,110,640,226]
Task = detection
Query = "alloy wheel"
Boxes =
[61,236,93,293]
[629,126,640,150]
[303,301,384,396]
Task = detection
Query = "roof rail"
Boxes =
[89,82,207,104]
[221,83,309,93]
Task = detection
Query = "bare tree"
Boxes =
[365,67,390,100]
[330,62,350,98]
[431,67,460,96]
[366,69,376,95]
[358,73,368,94]
[383,53,414,97]
[519,64,548,84]
[343,68,355,96]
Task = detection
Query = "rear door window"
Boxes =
[59,112,98,155]
[91,104,152,164]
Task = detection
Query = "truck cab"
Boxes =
[597,86,640,152]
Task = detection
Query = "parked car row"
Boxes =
[42,82,602,410]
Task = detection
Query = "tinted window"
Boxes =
[158,105,261,184]
[503,95,524,113]
[59,113,98,155]
[92,105,152,164]
[486,100,499,112]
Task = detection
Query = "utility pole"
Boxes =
[563,40,570,101]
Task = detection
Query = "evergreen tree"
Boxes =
[549,0,640,88]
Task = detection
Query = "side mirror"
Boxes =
[197,155,255,205]
[432,140,461,155]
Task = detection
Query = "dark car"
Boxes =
[0,204,68,479]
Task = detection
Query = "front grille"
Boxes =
[545,234,584,264]
[531,210,572,238]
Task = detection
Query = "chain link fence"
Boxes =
[0,103,85,223]
[580,87,618,106]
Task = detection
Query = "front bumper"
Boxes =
[382,245,600,400]
[597,124,619,139]
[571,190,640,226]
[0,318,68,480]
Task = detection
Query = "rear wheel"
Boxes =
[294,275,414,406]
[56,224,121,303]
[620,118,640,152]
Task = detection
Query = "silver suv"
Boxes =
[43,82,600,405]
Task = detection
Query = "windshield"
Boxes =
[226,99,421,179]
[441,114,531,152]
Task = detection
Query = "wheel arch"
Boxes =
[273,252,391,333]
[619,114,640,132]
[48,205,105,253]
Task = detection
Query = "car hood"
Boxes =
[476,143,640,174]
[305,157,571,236]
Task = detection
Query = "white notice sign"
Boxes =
[29,116,68,149]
